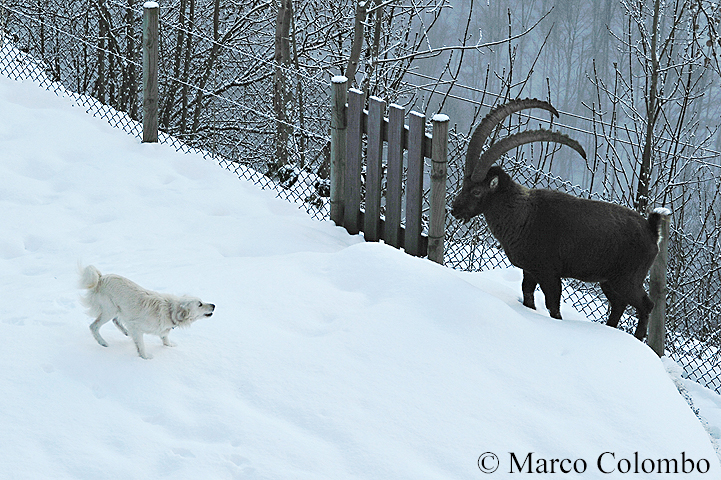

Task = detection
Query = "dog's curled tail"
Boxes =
[78,264,101,291]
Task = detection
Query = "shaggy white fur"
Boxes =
[79,265,214,359]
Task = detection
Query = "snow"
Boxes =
[1,72,720,479]
[664,359,721,458]
[654,207,673,217]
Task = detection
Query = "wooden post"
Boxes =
[405,111,426,256]
[648,209,671,357]
[385,104,405,248]
[142,2,159,143]
[428,114,448,264]
[364,96,385,241]
[344,88,365,235]
[330,76,347,225]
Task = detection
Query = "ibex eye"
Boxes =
[472,187,483,197]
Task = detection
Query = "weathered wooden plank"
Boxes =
[385,104,405,248]
[364,96,385,241]
[361,111,433,159]
[142,2,159,143]
[428,114,449,264]
[405,111,426,256]
[330,76,348,225]
[344,88,365,235]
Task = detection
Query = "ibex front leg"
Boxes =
[538,274,563,319]
[522,271,538,310]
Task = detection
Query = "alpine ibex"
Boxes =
[451,98,665,339]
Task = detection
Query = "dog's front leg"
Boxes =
[161,332,176,347]
[129,330,152,359]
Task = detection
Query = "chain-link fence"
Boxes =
[1,1,719,393]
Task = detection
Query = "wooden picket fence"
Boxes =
[329,76,448,264]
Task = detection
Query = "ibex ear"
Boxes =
[489,176,499,191]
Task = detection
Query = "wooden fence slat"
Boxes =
[385,104,405,248]
[330,76,347,225]
[344,88,365,235]
[405,111,425,256]
[428,114,449,264]
[364,96,385,241]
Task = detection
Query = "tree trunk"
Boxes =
[345,1,367,86]
[190,0,221,135]
[272,0,292,171]
[94,0,107,104]
[121,0,138,118]
[635,0,661,214]
[360,0,382,97]
[160,0,188,129]
[180,0,195,135]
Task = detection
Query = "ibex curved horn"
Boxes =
[465,98,559,178]
[471,130,587,182]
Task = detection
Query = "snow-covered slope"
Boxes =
[0,74,719,479]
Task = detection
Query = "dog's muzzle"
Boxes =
[204,304,215,317]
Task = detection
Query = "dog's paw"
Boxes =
[139,353,154,360]
[164,341,177,347]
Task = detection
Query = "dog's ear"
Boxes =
[172,303,190,325]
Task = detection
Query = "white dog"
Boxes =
[79,265,214,359]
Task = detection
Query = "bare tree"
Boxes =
[271,0,292,173]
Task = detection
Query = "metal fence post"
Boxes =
[428,114,448,264]
[648,210,671,357]
[142,2,159,143]
[330,76,347,225]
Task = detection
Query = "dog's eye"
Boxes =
[198,301,202,307]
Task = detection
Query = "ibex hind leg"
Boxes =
[601,281,653,340]
[600,282,627,329]
[632,293,654,340]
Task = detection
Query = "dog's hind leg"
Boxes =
[128,330,152,359]
[112,318,129,336]
[89,314,113,347]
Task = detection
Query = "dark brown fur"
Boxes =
[452,166,661,339]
